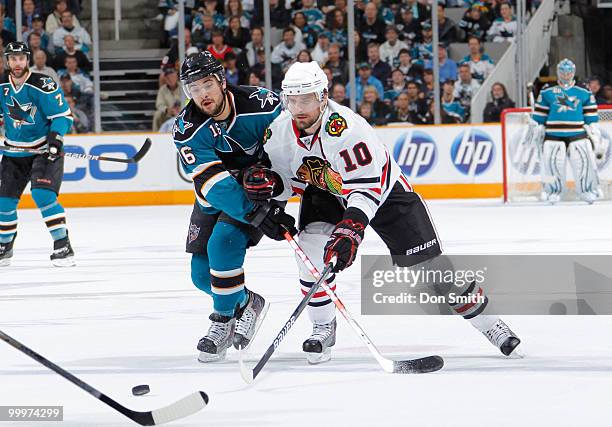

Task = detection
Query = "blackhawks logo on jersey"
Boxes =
[325,112,347,137]
[297,156,342,195]
[262,127,272,145]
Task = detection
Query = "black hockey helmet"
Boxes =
[4,41,31,59]
[179,50,224,85]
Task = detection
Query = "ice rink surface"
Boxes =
[2,199,612,427]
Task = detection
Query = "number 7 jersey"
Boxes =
[264,99,407,221]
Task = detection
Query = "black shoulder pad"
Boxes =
[27,72,59,93]
[229,85,281,114]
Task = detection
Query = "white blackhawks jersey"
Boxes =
[264,100,412,220]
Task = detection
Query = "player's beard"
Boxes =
[293,107,323,131]
[198,92,226,118]
[10,65,28,79]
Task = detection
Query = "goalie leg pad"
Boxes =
[568,138,600,202]
[541,140,567,198]
[297,222,337,325]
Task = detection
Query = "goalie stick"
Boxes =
[0,138,152,164]
[0,330,208,426]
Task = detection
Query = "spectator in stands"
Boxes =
[603,85,612,104]
[291,12,317,49]
[322,66,334,91]
[60,56,93,94]
[296,49,313,63]
[483,82,515,122]
[441,80,465,122]
[224,15,250,51]
[32,50,59,82]
[324,43,348,85]
[21,0,38,34]
[199,0,225,28]
[437,3,461,45]
[253,0,290,29]
[384,68,408,103]
[353,31,368,63]
[247,71,262,86]
[487,2,517,42]
[454,63,481,119]
[402,0,429,24]
[242,28,264,69]
[27,33,48,66]
[331,82,349,107]
[54,34,91,72]
[224,52,243,85]
[414,21,434,63]
[52,10,92,54]
[425,44,458,83]
[46,0,80,34]
[359,2,386,45]
[192,12,214,49]
[422,68,434,100]
[250,46,282,89]
[406,80,428,114]
[367,42,391,88]
[371,0,394,26]
[397,48,424,84]
[24,14,50,51]
[153,67,180,131]
[298,0,326,31]
[65,95,90,133]
[225,0,250,28]
[358,101,374,122]
[458,2,490,42]
[311,32,330,65]
[271,27,304,69]
[395,7,420,48]
[587,76,607,105]
[380,26,409,67]
[208,29,233,61]
[0,11,15,45]
[461,36,495,83]
[328,9,348,47]
[389,91,412,123]
[346,62,384,104]
[160,29,193,70]
[413,98,435,124]
[325,0,347,28]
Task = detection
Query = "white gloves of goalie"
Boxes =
[584,124,606,159]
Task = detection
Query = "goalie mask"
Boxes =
[281,61,328,126]
[556,58,576,89]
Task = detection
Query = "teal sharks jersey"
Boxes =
[173,85,282,222]
[532,84,598,138]
[0,71,72,157]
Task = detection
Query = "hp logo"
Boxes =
[451,129,495,176]
[393,130,437,178]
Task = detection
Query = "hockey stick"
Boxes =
[283,232,444,375]
[238,246,336,384]
[0,138,152,164]
[0,330,208,426]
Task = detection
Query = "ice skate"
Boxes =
[233,289,269,350]
[50,235,75,267]
[0,234,16,267]
[303,318,336,364]
[197,313,236,362]
[480,318,521,356]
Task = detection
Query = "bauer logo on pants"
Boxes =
[393,130,437,178]
[451,129,495,176]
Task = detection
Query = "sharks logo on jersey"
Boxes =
[249,88,278,108]
[7,96,37,128]
[554,91,579,113]
[40,76,56,91]
[173,110,194,137]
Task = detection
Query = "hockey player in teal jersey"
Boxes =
[0,42,74,267]
[531,58,606,204]
[173,51,295,362]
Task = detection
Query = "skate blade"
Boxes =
[197,349,227,363]
[235,301,270,351]
[52,256,76,268]
[306,347,331,365]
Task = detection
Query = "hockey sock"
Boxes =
[0,197,18,244]
[302,274,336,324]
[191,253,212,294]
[208,222,249,317]
[31,189,67,241]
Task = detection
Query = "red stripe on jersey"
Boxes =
[301,286,336,298]
[454,288,483,314]
[342,187,381,195]
[380,154,390,191]
[291,186,305,195]
[399,175,413,191]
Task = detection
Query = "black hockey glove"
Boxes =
[243,165,284,202]
[324,208,368,273]
[46,131,64,162]
[245,202,297,241]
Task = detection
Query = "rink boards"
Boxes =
[5,122,537,207]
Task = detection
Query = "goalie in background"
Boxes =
[529,58,606,204]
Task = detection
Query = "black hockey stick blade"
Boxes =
[0,330,208,425]
[129,137,152,163]
[392,355,444,374]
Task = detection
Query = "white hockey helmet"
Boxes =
[281,61,328,102]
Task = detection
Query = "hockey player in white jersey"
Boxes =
[530,59,606,204]
[243,61,521,363]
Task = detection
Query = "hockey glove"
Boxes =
[324,208,368,273]
[243,165,284,202]
[46,131,64,162]
[245,202,297,241]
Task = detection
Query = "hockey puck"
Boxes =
[132,385,150,396]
